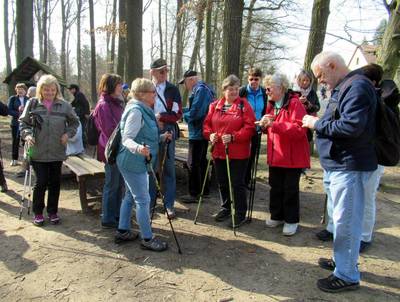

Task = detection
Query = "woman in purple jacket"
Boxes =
[93,74,125,228]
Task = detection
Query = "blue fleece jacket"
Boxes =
[315,71,378,171]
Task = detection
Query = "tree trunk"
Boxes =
[35,0,43,61]
[89,0,97,105]
[76,0,82,84]
[221,0,244,78]
[4,0,12,75]
[158,0,163,58]
[303,0,330,75]
[204,0,213,83]
[61,0,67,80]
[239,0,256,81]
[173,0,184,83]
[117,0,127,79]
[109,0,117,73]
[42,0,48,63]
[188,0,206,70]
[164,0,169,62]
[211,4,221,86]
[126,0,143,83]
[16,0,34,64]
[377,0,400,80]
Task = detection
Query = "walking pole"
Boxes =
[19,146,32,219]
[146,153,182,254]
[247,131,262,222]
[225,143,236,236]
[320,194,328,224]
[194,144,214,224]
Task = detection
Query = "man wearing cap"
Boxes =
[149,58,182,218]
[180,70,214,203]
[68,84,90,146]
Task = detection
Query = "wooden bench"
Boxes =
[64,154,105,213]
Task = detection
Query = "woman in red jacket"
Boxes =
[203,75,255,227]
[259,73,310,236]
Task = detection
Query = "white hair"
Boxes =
[263,72,290,92]
[311,51,347,71]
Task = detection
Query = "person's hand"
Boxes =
[25,135,35,147]
[221,134,233,144]
[155,113,164,130]
[259,114,274,128]
[161,131,172,142]
[302,115,319,129]
[60,133,69,146]
[210,133,218,144]
[138,144,150,157]
[18,105,24,112]
[299,96,307,104]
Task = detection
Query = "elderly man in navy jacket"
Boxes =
[302,51,378,293]
[180,70,214,203]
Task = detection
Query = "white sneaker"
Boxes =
[265,219,284,228]
[283,223,298,236]
[10,160,17,166]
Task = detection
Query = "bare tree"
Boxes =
[188,0,206,70]
[126,0,143,83]
[61,0,77,81]
[173,0,184,83]
[108,0,117,72]
[239,0,257,80]
[4,0,13,75]
[204,0,213,83]
[16,0,34,64]
[76,0,82,84]
[117,0,127,79]
[158,0,164,58]
[89,0,97,104]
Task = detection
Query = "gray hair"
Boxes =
[263,72,290,93]
[311,51,347,71]
[222,74,240,91]
[130,78,155,99]
[27,86,37,98]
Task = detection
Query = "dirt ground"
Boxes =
[0,117,399,302]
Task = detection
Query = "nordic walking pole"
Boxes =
[146,151,182,254]
[320,194,328,224]
[247,131,262,222]
[27,164,33,215]
[19,144,32,220]
[225,143,236,236]
[194,143,214,224]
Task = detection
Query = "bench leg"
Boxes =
[77,176,89,213]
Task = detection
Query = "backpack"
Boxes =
[86,112,99,146]
[338,74,400,166]
[104,123,121,164]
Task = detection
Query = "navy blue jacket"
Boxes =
[8,95,29,126]
[183,81,214,140]
[315,70,378,171]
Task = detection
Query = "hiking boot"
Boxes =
[317,274,359,293]
[227,215,247,228]
[180,195,198,204]
[318,258,336,271]
[0,183,8,193]
[214,208,231,222]
[316,229,333,241]
[101,221,118,229]
[359,240,371,253]
[33,214,45,226]
[115,230,138,244]
[283,223,298,236]
[165,208,176,219]
[48,213,60,225]
[141,237,168,252]
[265,219,284,228]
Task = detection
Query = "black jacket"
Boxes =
[0,101,8,116]
[71,91,90,119]
[7,95,29,126]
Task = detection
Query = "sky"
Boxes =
[0,0,389,82]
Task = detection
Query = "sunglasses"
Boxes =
[249,78,260,82]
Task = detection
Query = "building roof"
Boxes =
[348,43,378,67]
[3,56,67,87]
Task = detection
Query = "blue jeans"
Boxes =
[323,170,374,283]
[325,166,384,242]
[149,139,176,210]
[102,163,124,224]
[118,164,153,239]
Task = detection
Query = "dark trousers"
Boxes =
[11,125,20,160]
[31,161,62,215]
[80,117,87,146]
[0,140,5,185]
[268,166,302,223]
[214,158,248,218]
[245,133,262,186]
[187,139,209,196]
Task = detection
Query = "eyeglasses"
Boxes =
[249,77,260,82]
[142,90,156,94]
[158,69,169,75]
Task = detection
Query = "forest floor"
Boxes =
[0,117,399,302]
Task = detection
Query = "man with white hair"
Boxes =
[302,51,378,293]
[180,70,214,203]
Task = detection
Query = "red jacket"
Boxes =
[203,97,255,159]
[264,92,310,168]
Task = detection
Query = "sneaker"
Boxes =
[283,223,298,236]
[10,160,18,166]
[115,230,138,244]
[214,208,231,222]
[48,213,60,224]
[0,183,8,193]
[101,221,118,229]
[141,237,168,252]
[33,214,45,226]
[317,274,359,293]
[180,194,198,204]
[227,215,247,228]
[318,258,336,271]
[165,208,176,219]
[359,240,371,253]
[265,218,284,228]
[316,229,333,241]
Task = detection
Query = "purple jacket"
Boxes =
[93,93,124,162]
